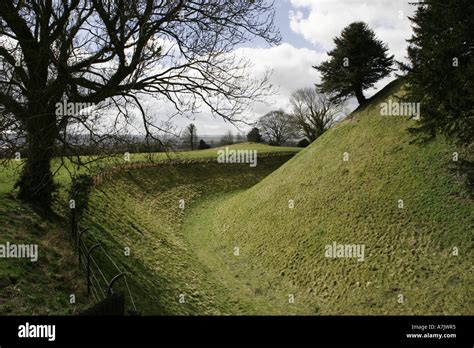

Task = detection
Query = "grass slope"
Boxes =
[183,80,473,315]
[81,155,296,314]
[0,143,298,315]
[0,194,92,314]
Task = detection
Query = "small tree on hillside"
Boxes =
[290,88,341,141]
[258,110,296,146]
[198,139,211,150]
[402,0,474,146]
[314,22,394,105]
[247,127,263,143]
[297,138,310,148]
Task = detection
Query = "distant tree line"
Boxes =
[179,123,249,151]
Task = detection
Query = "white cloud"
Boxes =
[288,0,414,64]
[235,43,326,125]
[142,43,326,136]
[288,0,415,100]
[127,1,417,136]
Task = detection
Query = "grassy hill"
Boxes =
[72,79,472,315]
[0,143,298,314]
[0,142,299,196]
[81,155,297,314]
[182,79,473,315]
[78,79,472,315]
[1,79,472,316]
[0,186,92,315]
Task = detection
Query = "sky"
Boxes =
[153,0,417,136]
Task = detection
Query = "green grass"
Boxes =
[182,79,473,314]
[2,79,472,315]
[81,156,296,314]
[0,195,93,314]
[0,143,298,314]
[71,79,472,315]
[0,142,298,195]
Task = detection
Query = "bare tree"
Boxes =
[235,132,245,143]
[183,123,197,150]
[290,88,342,142]
[0,0,280,209]
[258,110,296,146]
[220,130,234,145]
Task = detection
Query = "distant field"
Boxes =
[0,142,300,195]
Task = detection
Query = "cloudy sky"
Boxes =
[156,0,416,136]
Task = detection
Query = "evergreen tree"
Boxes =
[403,0,474,145]
[198,139,211,150]
[247,127,262,143]
[315,22,394,105]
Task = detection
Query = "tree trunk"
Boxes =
[16,113,57,210]
[354,86,366,105]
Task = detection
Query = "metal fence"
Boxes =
[70,209,138,315]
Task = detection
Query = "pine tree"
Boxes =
[315,22,394,105]
[198,139,211,150]
[403,0,474,146]
[247,127,262,143]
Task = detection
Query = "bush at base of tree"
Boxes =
[297,139,310,148]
